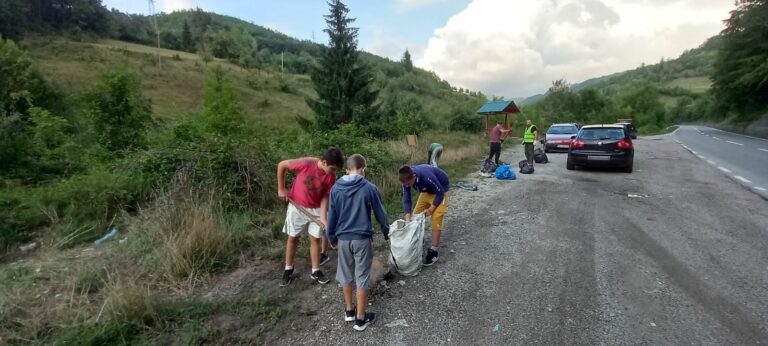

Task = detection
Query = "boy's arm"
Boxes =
[276,160,294,202]
[403,185,413,222]
[319,194,329,230]
[371,186,390,239]
[326,190,338,245]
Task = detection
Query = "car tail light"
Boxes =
[617,139,632,149]
[571,140,585,149]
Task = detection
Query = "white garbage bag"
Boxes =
[388,214,426,276]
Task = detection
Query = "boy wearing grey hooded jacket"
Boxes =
[327,154,389,331]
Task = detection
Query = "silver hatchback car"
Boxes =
[543,123,580,152]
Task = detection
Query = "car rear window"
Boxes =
[547,126,578,134]
[579,128,625,140]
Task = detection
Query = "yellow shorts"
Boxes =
[413,193,448,231]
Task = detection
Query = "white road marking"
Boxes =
[759,148,768,153]
[697,155,706,160]
[718,166,732,173]
[707,160,716,165]
[702,126,768,142]
[755,187,767,192]
[726,141,744,146]
[691,150,698,155]
[713,137,723,141]
[734,176,752,184]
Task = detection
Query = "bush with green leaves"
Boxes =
[81,70,152,152]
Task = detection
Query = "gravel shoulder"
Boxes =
[272,137,768,345]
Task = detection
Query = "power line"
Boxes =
[148,0,161,67]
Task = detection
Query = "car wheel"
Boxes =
[623,163,633,173]
[566,162,575,170]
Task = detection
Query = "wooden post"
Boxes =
[485,114,490,137]
[406,134,417,163]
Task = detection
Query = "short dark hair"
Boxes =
[322,147,344,168]
[345,154,366,170]
[398,165,415,182]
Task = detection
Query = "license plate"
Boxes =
[557,145,569,148]
[588,155,610,161]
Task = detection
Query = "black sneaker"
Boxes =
[353,312,376,331]
[319,252,331,266]
[310,270,330,284]
[423,249,439,266]
[280,268,294,287]
[345,306,356,322]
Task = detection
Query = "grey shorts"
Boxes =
[336,239,373,290]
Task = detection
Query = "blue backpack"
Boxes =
[495,165,516,180]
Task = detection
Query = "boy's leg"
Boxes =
[424,194,447,266]
[309,236,321,271]
[430,194,448,247]
[307,223,330,283]
[336,240,357,320]
[282,205,305,268]
[343,285,355,310]
[352,239,373,319]
[285,236,300,267]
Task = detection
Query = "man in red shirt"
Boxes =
[277,147,344,286]
[488,120,512,165]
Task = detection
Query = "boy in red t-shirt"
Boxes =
[277,147,344,286]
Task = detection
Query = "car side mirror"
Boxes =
[570,135,577,140]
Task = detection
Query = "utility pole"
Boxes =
[148,0,161,67]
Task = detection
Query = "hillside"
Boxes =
[575,37,720,102]
[521,37,720,109]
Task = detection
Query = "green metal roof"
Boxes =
[477,100,521,114]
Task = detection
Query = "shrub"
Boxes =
[81,70,152,152]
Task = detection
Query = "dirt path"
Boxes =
[268,137,768,345]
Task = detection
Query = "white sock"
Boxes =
[312,268,319,273]
[430,246,439,252]
[285,265,293,271]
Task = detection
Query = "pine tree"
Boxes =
[306,0,378,130]
[712,0,768,117]
[402,49,413,72]
[181,20,193,52]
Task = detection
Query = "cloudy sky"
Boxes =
[102,0,734,98]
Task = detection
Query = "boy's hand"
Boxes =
[425,205,437,217]
[277,188,289,202]
[405,213,412,222]
[319,217,327,231]
[329,242,337,250]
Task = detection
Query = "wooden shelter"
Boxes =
[476,100,521,135]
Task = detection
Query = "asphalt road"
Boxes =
[273,137,768,345]
[674,125,768,199]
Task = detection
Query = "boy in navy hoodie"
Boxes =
[327,154,390,331]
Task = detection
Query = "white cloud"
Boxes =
[418,0,733,97]
[365,29,426,62]
[158,0,196,13]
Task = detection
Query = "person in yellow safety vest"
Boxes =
[522,119,539,165]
